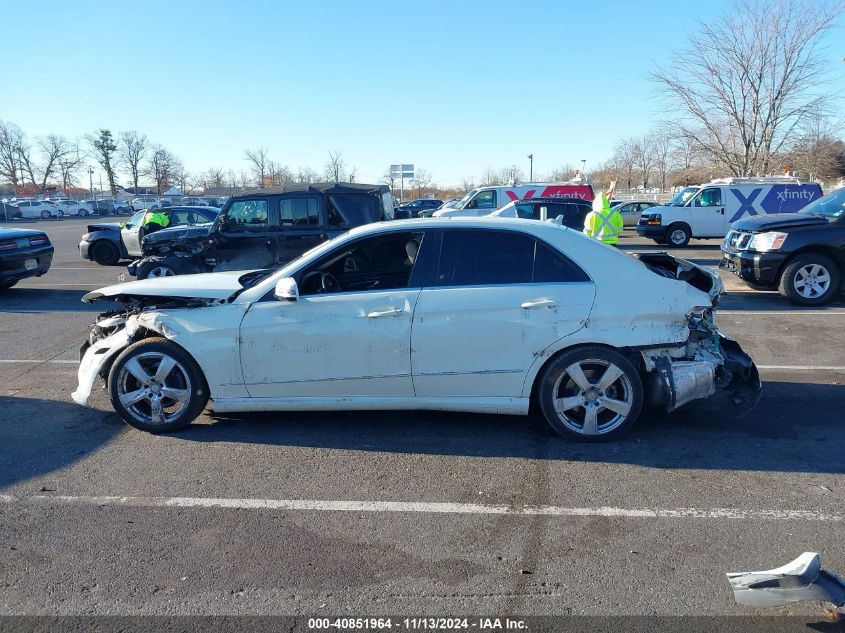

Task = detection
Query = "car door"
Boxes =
[466,190,497,216]
[238,229,430,398]
[274,194,326,265]
[214,197,276,271]
[690,187,726,236]
[120,210,148,257]
[411,228,595,398]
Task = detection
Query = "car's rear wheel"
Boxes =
[108,338,208,433]
[90,240,121,266]
[665,224,690,247]
[79,209,89,217]
[40,210,51,219]
[779,254,840,306]
[537,346,643,441]
[57,210,64,218]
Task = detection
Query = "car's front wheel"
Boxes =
[90,240,120,266]
[40,210,51,219]
[665,224,691,247]
[537,346,643,441]
[108,338,208,433]
[136,257,183,279]
[779,254,840,306]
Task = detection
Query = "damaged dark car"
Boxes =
[127,182,395,279]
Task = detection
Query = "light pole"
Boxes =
[581,159,586,179]
[88,166,94,200]
[527,154,533,181]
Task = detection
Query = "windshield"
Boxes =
[666,187,699,206]
[798,187,845,219]
[455,189,478,209]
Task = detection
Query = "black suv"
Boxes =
[128,182,394,279]
[505,197,592,228]
[396,198,443,218]
[720,187,845,305]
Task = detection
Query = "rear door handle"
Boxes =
[521,299,558,309]
[367,308,404,318]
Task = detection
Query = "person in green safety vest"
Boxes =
[141,209,170,234]
[583,183,623,246]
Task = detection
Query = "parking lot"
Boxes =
[1,216,843,617]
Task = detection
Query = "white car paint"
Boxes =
[52,200,94,216]
[12,200,59,219]
[73,218,748,425]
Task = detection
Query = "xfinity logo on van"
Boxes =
[730,184,820,221]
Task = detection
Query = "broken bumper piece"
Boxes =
[647,335,761,415]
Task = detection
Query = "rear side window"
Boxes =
[327,193,380,227]
[280,196,320,228]
[436,230,534,286]
[533,241,590,283]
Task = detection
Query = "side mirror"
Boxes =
[274,277,299,302]
[217,214,228,229]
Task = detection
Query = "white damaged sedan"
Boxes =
[73,218,760,440]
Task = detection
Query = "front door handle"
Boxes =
[521,299,559,309]
[367,308,404,318]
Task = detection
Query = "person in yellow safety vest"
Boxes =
[141,209,170,234]
[583,192,623,246]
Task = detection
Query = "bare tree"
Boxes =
[146,146,180,195]
[381,168,397,192]
[460,177,475,193]
[17,143,37,186]
[57,140,83,190]
[119,131,149,192]
[204,167,226,189]
[548,164,576,181]
[481,167,499,186]
[0,120,26,187]
[786,115,845,181]
[611,138,638,190]
[296,166,319,183]
[413,168,433,197]
[244,146,270,185]
[632,135,656,189]
[651,0,844,176]
[87,129,119,196]
[36,135,71,191]
[498,165,524,184]
[649,127,674,191]
[324,150,345,183]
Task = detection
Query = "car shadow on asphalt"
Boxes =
[718,291,845,311]
[0,288,101,312]
[176,380,845,474]
[0,396,123,489]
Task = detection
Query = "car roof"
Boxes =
[231,182,388,198]
[347,216,574,238]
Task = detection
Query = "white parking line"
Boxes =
[757,365,845,371]
[0,494,840,522]
[0,359,78,364]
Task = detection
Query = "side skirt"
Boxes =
[209,396,529,416]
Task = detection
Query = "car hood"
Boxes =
[82,270,252,303]
[730,213,829,231]
[144,222,214,243]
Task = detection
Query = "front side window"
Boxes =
[436,230,534,286]
[514,203,534,219]
[225,199,269,230]
[280,196,320,228]
[694,188,722,207]
[126,210,146,228]
[299,231,425,296]
[468,190,497,209]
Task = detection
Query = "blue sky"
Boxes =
[1,0,843,188]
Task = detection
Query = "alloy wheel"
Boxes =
[793,264,831,299]
[116,352,192,425]
[148,266,175,278]
[552,359,634,436]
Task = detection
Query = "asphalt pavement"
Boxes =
[1,216,843,619]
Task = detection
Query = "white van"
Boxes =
[636,177,822,247]
[433,181,594,217]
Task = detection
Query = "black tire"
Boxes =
[40,210,51,219]
[108,337,208,433]
[57,210,64,218]
[537,345,644,441]
[90,240,121,266]
[654,238,667,245]
[80,209,89,217]
[0,281,18,292]
[665,224,690,247]
[778,254,840,306]
[136,257,184,280]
